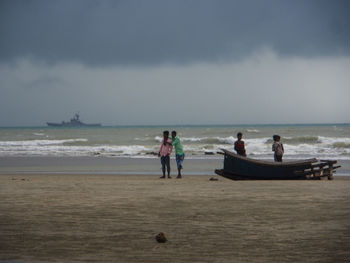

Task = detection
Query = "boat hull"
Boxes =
[215,149,339,180]
[215,169,308,180]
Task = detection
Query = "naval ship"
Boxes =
[47,113,101,127]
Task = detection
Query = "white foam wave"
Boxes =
[0,144,151,157]
[154,136,163,142]
[0,138,88,147]
[318,136,350,145]
[33,133,46,136]
[246,129,260,133]
[155,135,236,144]
[243,136,350,160]
[1,134,350,160]
[149,135,350,159]
[134,137,150,141]
[106,145,149,155]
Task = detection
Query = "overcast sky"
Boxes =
[1,0,350,126]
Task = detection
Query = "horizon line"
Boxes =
[1,122,350,128]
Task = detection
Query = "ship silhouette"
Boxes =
[47,113,101,127]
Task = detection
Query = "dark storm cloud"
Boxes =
[1,0,350,66]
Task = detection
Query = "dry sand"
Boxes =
[1,174,350,263]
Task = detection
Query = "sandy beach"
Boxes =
[2,0,350,262]
[1,173,350,263]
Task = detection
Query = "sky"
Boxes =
[0,0,350,126]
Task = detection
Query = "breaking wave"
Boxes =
[0,138,88,146]
[246,129,260,133]
[266,136,320,145]
[154,136,236,145]
[0,131,349,160]
[332,142,350,149]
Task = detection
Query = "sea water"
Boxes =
[0,124,350,161]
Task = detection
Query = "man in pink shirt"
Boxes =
[158,130,173,178]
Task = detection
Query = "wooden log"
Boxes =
[320,160,337,164]
[327,161,335,180]
[311,163,329,169]
[294,169,328,179]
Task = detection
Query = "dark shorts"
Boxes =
[176,153,185,169]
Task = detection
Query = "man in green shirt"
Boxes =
[171,131,185,178]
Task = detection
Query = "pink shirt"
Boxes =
[159,139,173,157]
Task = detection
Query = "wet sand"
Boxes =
[1,156,349,175]
[1,174,350,263]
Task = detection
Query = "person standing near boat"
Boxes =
[171,131,185,179]
[234,132,247,157]
[158,131,173,178]
[272,135,284,162]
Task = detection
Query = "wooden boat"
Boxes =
[215,149,341,180]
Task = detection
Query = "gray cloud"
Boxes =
[1,52,349,126]
[1,1,349,126]
[1,0,350,66]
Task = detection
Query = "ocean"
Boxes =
[1,124,349,160]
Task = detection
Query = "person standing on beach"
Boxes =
[171,131,185,179]
[272,135,284,162]
[158,131,173,178]
[234,132,247,157]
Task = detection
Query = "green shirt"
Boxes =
[172,136,184,155]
